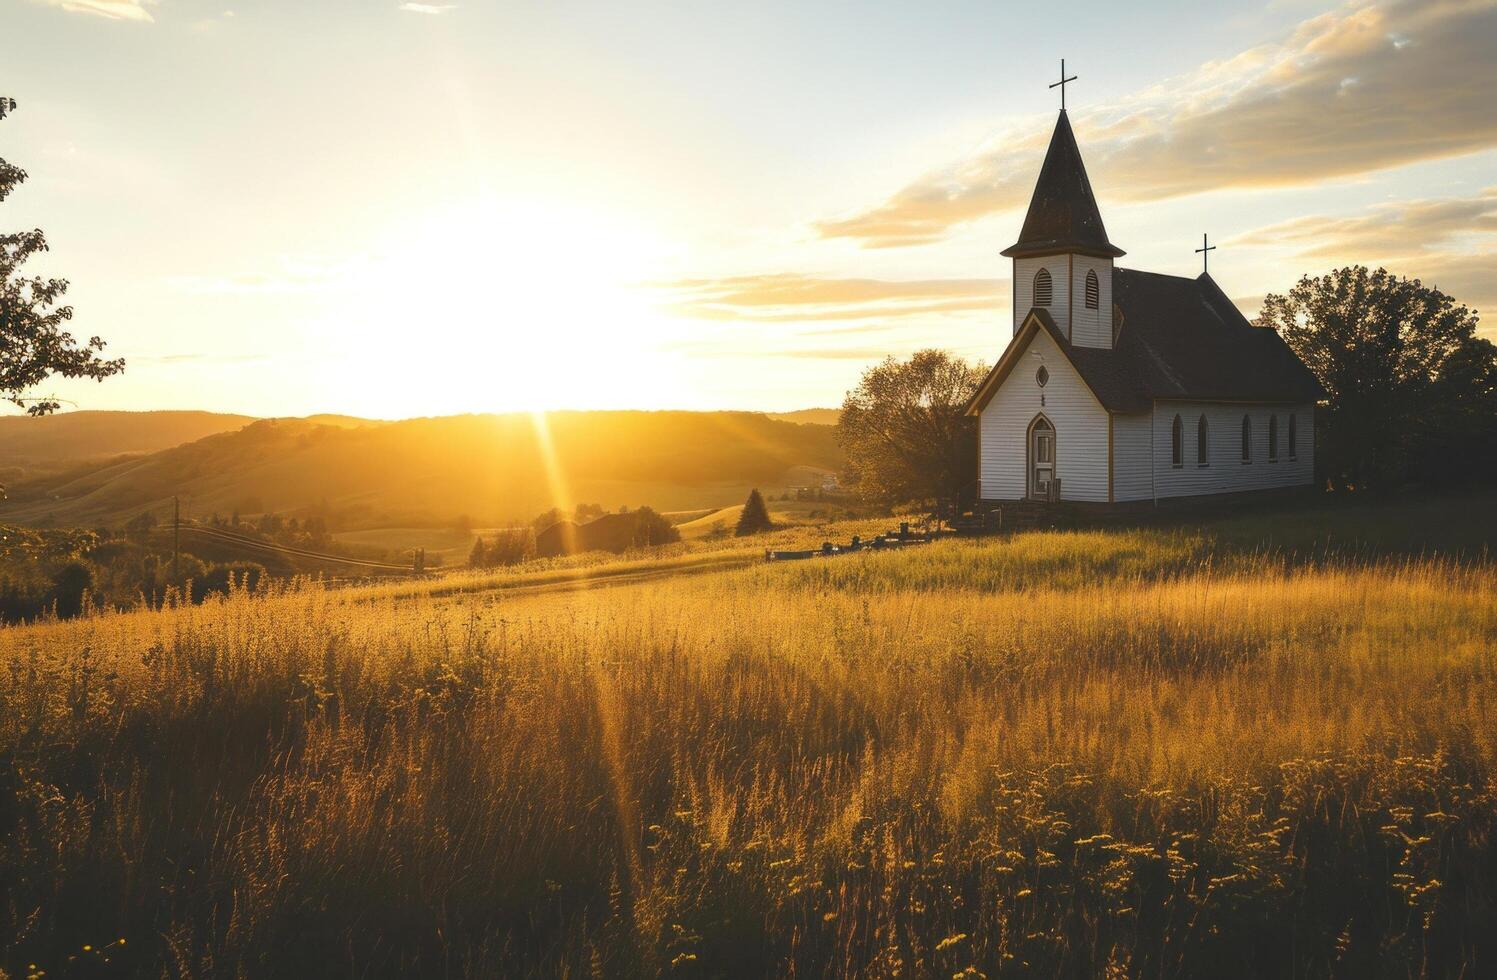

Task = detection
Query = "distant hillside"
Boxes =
[0,411,843,530]
[767,408,841,426]
[0,410,256,481]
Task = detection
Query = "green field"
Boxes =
[1,495,1494,977]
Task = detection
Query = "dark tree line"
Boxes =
[0,523,265,624]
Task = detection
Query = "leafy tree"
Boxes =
[629,506,679,548]
[1261,266,1496,490]
[532,506,567,532]
[838,349,986,512]
[1,97,123,418]
[125,510,158,544]
[735,489,774,536]
[486,527,536,565]
[50,560,94,619]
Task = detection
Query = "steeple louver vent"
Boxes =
[1034,268,1053,306]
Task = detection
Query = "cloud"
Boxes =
[37,0,156,21]
[1231,190,1497,321]
[130,352,269,364]
[735,347,898,360]
[819,0,1497,247]
[398,2,456,13]
[165,267,337,295]
[656,273,1004,322]
[1401,253,1497,315]
[1231,189,1497,257]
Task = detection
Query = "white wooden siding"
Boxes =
[1143,402,1315,499]
[1013,257,1070,338]
[1070,255,1113,349]
[979,328,1110,502]
[1111,412,1153,501]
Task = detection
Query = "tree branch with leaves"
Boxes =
[1,96,124,420]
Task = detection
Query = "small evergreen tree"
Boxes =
[468,536,489,568]
[735,489,774,536]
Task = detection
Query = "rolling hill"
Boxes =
[0,410,256,484]
[0,410,843,530]
[766,408,841,426]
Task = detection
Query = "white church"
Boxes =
[965,109,1325,507]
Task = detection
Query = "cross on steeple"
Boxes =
[1049,59,1078,111]
[1195,233,1217,274]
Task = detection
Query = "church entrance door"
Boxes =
[1028,416,1055,499]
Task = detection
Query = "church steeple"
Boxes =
[1001,111,1124,260]
[1004,106,1122,349]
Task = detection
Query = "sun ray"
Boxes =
[528,409,574,518]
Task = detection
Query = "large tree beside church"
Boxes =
[1,97,124,422]
[1260,266,1496,491]
[838,349,986,512]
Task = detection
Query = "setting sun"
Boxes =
[307,199,682,416]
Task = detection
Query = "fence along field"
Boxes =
[1,496,1494,977]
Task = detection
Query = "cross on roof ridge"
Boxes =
[1195,233,1217,274]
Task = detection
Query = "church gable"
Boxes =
[975,321,1110,503]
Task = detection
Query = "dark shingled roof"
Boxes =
[967,270,1326,416]
[1001,111,1124,260]
[1113,269,1326,406]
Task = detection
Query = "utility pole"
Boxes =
[173,495,180,583]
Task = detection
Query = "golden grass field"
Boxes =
[1,496,1494,977]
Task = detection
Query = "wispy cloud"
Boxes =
[129,352,269,364]
[1231,189,1497,257]
[662,337,907,361]
[656,273,1003,322]
[165,258,343,296]
[398,2,456,13]
[37,0,156,22]
[1233,190,1497,319]
[820,0,1497,247]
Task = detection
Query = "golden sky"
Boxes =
[5,0,1496,418]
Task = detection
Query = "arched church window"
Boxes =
[1035,365,1049,387]
[1241,415,1252,463]
[1197,415,1209,466]
[1171,415,1183,468]
[1034,268,1053,307]
[1085,270,1099,309]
